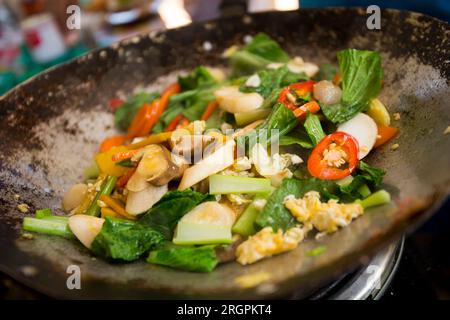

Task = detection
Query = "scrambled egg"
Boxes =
[236,226,310,265]
[284,191,364,233]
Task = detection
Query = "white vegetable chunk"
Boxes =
[63,183,87,212]
[68,215,104,249]
[125,183,168,215]
[337,113,378,159]
[313,80,342,105]
[214,86,263,113]
[173,201,236,245]
[287,57,319,77]
[178,139,236,190]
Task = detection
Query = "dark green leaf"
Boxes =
[322,49,383,124]
[315,63,338,81]
[243,33,290,63]
[178,66,217,91]
[256,178,339,231]
[138,189,213,239]
[230,33,290,76]
[147,243,218,273]
[304,113,325,145]
[114,92,159,130]
[237,102,298,152]
[91,217,164,261]
[339,161,385,200]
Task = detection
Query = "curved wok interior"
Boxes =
[0,8,449,299]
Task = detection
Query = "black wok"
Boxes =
[0,8,449,299]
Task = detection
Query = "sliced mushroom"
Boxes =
[134,144,188,186]
[125,183,168,215]
[178,139,236,190]
[170,134,215,160]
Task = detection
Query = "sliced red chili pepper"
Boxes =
[109,98,124,112]
[307,132,359,180]
[278,80,315,110]
[165,114,186,132]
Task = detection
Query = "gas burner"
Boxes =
[305,238,404,300]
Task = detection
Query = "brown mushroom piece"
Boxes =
[135,144,188,186]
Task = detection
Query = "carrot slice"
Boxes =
[293,100,320,119]
[127,103,153,139]
[99,194,136,220]
[200,101,218,121]
[165,114,187,132]
[99,135,126,152]
[374,126,399,148]
[116,168,136,188]
[111,149,140,162]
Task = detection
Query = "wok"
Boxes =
[0,8,449,299]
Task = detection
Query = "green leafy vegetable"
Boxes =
[178,66,217,91]
[339,161,385,200]
[230,33,290,76]
[138,189,213,239]
[114,92,159,130]
[279,129,313,149]
[244,33,290,63]
[239,66,309,99]
[91,217,164,261]
[304,112,325,145]
[315,63,338,81]
[321,49,383,123]
[256,178,339,231]
[147,243,218,273]
[238,102,298,151]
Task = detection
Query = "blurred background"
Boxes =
[0,0,449,299]
[0,0,449,95]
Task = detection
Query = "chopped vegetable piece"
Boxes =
[116,167,136,188]
[200,101,218,121]
[139,189,213,239]
[278,81,315,110]
[307,246,327,257]
[164,114,187,132]
[35,208,52,219]
[293,100,320,119]
[308,132,359,180]
[116,158,135,168]
[321,49,383,124]
[83,161,100,179]
[85,176,118,217]
[90,217,164,261]
[99,195,136,220]
[173,202,235,245]
[367,98,390,126]
[232,192,272,236]
[235,108,271,126]
[109,98,124,112]
[112,149,140,162]
[23,217,74,238]
[95,146,129,177]
[374,126,399,148]
[304,112,325,145]
[357,184,372,198]
[359,190,391,209]
[147,244,218,273]
[209,175,272,195]
[114,92,159,130]
[99,135,126,152]
[127,131,173,150]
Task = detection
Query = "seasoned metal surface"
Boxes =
[0,8,449,299]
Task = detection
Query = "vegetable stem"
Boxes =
[359,190,391,209]
[85,175,118,217]
[23,217,74,238]
[209,175,272,195]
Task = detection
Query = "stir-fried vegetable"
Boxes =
[22,33,395,272]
